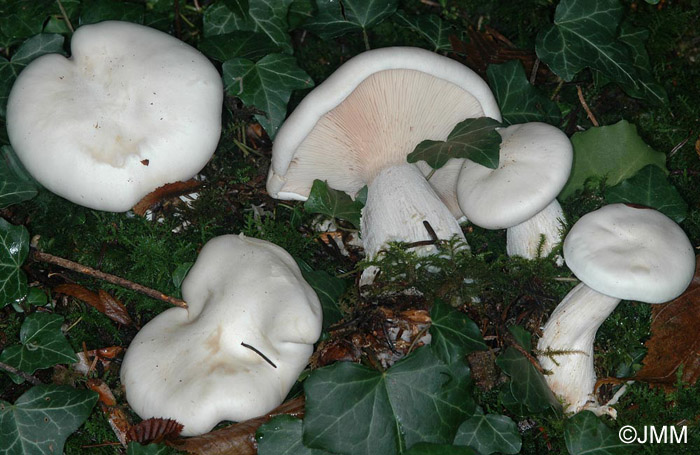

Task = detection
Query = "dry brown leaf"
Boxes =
[87,378,117,406]
[132,179,203,216]
[55,284,132,326]
[127,418,184,444]
[167,396,305,455]
[635,255,700,390]
[73,346,123,376]
[87,378,131,447]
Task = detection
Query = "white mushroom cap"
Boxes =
[457,122,572,229]
[564,203,695,303]
[120,234,322,436]
[266,46,501,204]
[6,21,223,212]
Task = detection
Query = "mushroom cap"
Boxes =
[120,234,322,436]
[266,46,501,203]
[563,204,695,303]
[6,20,223,212]
[457,122,573,229]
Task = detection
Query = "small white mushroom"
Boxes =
[120,234,322,436]
[266,47,501,262]
[536,204,695,416]
[6,21,223,212]
[457,123,572,261]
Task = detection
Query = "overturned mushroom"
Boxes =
[536,204,695,416]
[6,21,223,212]
[120,234,322,436]
[457,122,572,261]
[267,47,501,262]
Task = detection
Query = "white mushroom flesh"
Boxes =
[506,199,566,263]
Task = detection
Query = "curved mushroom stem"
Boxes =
[507,199,565,264]
[359,164,466,285]
[536,282,620,416]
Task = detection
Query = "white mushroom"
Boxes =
[120,234,322,436]
[536,204,695,416]
[266,47,501,261]
[6,21,223,212]
[457,122,572,261]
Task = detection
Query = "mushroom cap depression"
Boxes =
[6,20,223,212]
[563,204,695,303]
[266,46,501,212]
[457,122,572,229]
[120,234,323,436]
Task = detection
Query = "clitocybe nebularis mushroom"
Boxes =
[266,47,501,261]
[6,20,223,212]
[536,204,695,416]
[457,122,572,261]
[120,234,322,436]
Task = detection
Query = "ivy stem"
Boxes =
[30,249,188,309]
[362,29,370,51]
[0,361,42,385]
[55,0,74,33]
[576,85,599,127]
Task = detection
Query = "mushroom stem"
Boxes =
[506,198,565,263]
[360,163,466,259]
[536,282,620,415]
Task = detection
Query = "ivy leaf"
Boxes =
[0,384,98,455]
[126,443,175,455]
[408,117,501,170]
[79,0,145,25]
[507,325,532,352]
[604,164,688,223]
[199,31,280,62]
[393,11,453,52]
[0,0,53,48]
[288,0,316,30]
[453,409,522,455]
[304,347,475,455]
[486,60,561,126]
[404,443,476,455]
[222,54,314,138]
[300,268,346,330]
[1,148,37,209]
[0,218,29,308]
[430,300,487,364]
[303,0,398,40]
[559,120,667,200]
[564,411,633,455]
[618,22,667,104]
[0,313,77,383]
[257,415,332,455]
[0,34,65,117]
[304,180,363,229]
[496,347,561,415]
[203,0,293,53]
[535,0,663,104]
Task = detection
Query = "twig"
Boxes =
[30,249,188,309]
[173,0,182,39]
[511,341,549,375]
[55,0,74,33]
[241,342,277,368]
[669,134,690,157]
[576,85,599,127]
[529,58,540,85]
[0,361,42,385]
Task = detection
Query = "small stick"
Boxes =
[0,361,42,385]
[529,58,540,85]
[241,342,277,368]
[576,85,599,127]
[423,220,439,243]
[55,0,74,33]
[30,249,188,309]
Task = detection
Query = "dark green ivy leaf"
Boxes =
[564,411,633,455]
[0,218,29,308]
[300,268,346,330]
[126,442,175,455]
[257,415,333,455]
[0,147,37,209]
[304,180,363,229]
[604,164,688,223]
[0,0,53,48]
[486,60,561,126]
[453,408,522,455]
[199,31,280,62]
[407,117,501,170]
[223,53,313,138]
[507,325,532,352]
[404,442,476,455]
[496,347,561,415]
[393,11,454,52]
[430,300,487,364]
[79,0,145,25]
[0,384,98,455]
[304,347,475,455]
[0,313,77,383]
[303,0,398,40]
[617,22,667,104]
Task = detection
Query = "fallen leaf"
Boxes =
[132,179,203,216]
[635,255,700,390]
[87,378,131,447]
[167,396,305,455]
[73,346,123,376]
[87,378,117,406]
[54,284,132,326]
[127,418,184,444]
